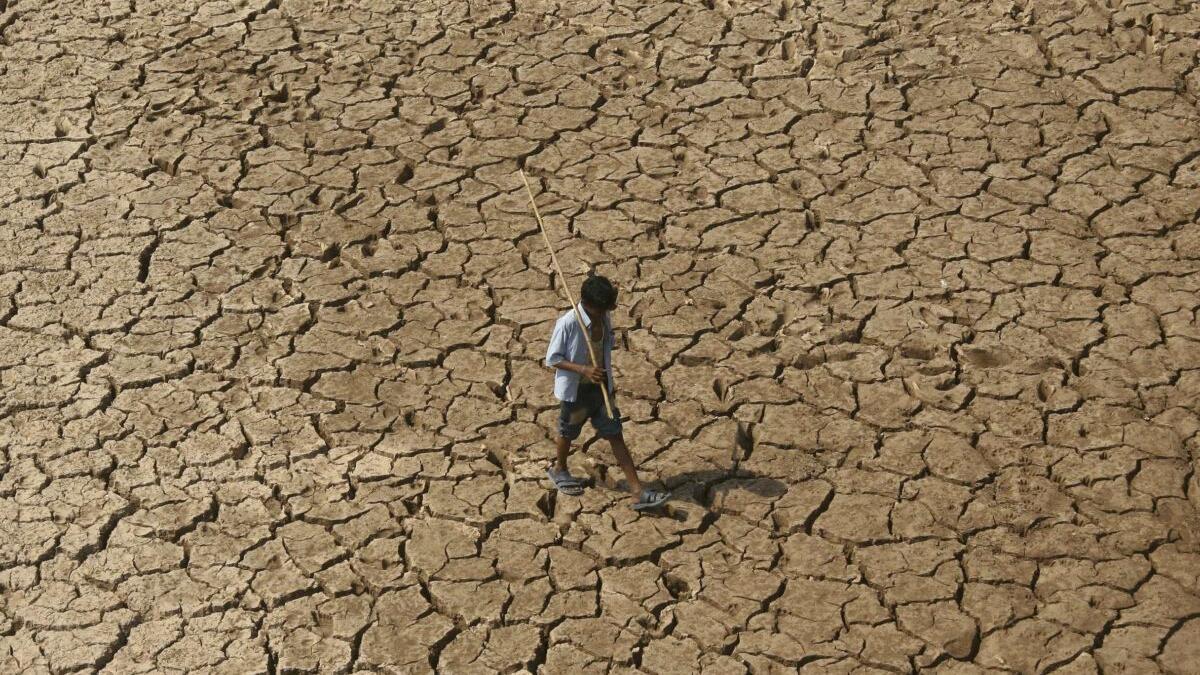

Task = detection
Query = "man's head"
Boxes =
[580,275,617,317]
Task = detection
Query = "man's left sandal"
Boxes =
[547,467,584,496]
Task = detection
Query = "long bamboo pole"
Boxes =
[519,169,615,420]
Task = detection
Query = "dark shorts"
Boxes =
[557,383,622,440]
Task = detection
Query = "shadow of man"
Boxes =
[585,458,790,521]
[659,469,788,519]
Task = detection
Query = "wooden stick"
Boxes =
[519,169,615,420]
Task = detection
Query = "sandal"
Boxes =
[632,487,671,511]
[547,467,584,496]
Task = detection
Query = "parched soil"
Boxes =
[2,0,1199,672]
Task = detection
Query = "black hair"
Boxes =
[580,275,617,311]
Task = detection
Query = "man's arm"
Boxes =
[546,320,566,366]
[545,320,583,373]
[546,319,603,380]
[557,361,587,374]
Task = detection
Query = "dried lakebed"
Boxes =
[1,0,1199,673]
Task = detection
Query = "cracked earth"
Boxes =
[2,0,1199,672]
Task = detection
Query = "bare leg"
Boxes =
[605,434,644,499]
[555,435,571,473]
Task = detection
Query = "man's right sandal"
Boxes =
[632,488,671,511]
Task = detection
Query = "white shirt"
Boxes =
[544,304,615,402]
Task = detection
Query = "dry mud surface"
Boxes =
[2,0,1200,672]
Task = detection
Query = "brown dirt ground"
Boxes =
[2,0,1200,673]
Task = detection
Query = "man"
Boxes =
[544,275,670,510]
